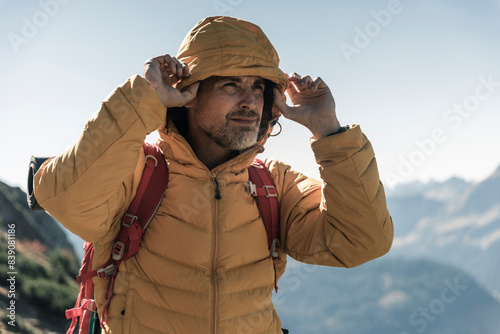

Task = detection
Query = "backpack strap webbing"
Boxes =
[99,142,168,327]
[65,142,168,332]
[65,242,96,334]
[247,158,281,292]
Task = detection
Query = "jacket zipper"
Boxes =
[213,176,221,200]
[210,173,220,334]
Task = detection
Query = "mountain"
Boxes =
[0,181,80,333]
[387,165,500,299]
[0,181,74,251]
[274,257,500,334]
[386,177,469,201]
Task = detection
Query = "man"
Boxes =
[33,16,393,333]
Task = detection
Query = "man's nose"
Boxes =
[238,89,258,110]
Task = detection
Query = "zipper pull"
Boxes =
[213,177,221,199]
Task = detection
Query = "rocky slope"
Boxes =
[0,181,80,333]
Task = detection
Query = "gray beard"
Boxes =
[199,110,260,151]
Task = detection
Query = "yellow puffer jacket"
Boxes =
[33,16,393,334]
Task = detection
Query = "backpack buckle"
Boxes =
[112,241,125,260]
[97,264,115,279]
[246,181,257,197]
[263,185,277,198]
[122,213,138,227]
[82,299,97,313]
[144,154,158,167]
[270,238,280,258]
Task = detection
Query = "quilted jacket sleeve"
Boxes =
[33,75,165,243]
[267,125,394,268]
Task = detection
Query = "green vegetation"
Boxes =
[0,238,79,315]
[21,277,79,314]
[0,181,82,332]
[48,248,80,280]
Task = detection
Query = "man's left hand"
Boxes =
[273,73,341,139]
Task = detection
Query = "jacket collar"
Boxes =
[156,119,266,176]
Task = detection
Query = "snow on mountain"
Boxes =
[387,164,500,299]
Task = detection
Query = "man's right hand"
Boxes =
[143,54,199,108]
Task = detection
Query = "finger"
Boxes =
[286,72,303,97]
[274,88,305,122]
[273,88,291,115]
[171,56,183,78]
[151,54,167,65]
[168,56,178,75]
[310,76,323,91]
[145,57,160,68]
[169,73,182,84]
[285,81,299,99]
[289,72,301,82]
[298,75,313,91]
[180,82,200,106]
[152,54,174,69]
[144,58,159,73]
[181,62,190,78]
[156,54,177,75]
[283,73,294,91]
[143,59,162,87]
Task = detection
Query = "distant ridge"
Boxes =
[387,163,500,300]
[275,257,500,334]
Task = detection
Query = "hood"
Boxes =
[175,16,287,94]
[169,16,287,146]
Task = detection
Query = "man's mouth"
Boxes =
[229,116,258,126]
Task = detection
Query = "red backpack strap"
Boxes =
[111,142,169,262]
[65,242,97,334]
[247,159,280,258]
[67,142,168,332]
[247,159,280,292]
[100,142,168,326]
[247,159,280,256]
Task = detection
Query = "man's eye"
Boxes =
[253,85,265,91]
[224,83,238,88]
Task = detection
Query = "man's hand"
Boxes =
[273,73,341,139]
[143,54,199,108]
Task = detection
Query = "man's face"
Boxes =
[187,76,265,151]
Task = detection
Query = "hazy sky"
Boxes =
[1,0,500,191]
